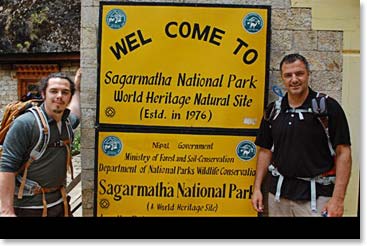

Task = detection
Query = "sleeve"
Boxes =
[327,97,351,147]
[255,103,274,150]
[0,114,38,172]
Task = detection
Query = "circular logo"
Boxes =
[243,13,263,33]
[106,9,126,30]
[236,140,257,161]
[102,136,123,156]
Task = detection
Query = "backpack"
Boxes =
[265,86,336,212]
[0,99,43,144]
[0,99,74,216]
[0,100,49,166]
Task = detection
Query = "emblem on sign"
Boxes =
[99,199,110,209]
[102,136,123,156]
[106,8,126,29]
[105,106,116,118]
[243,13,263,33]
[236,140,257,161]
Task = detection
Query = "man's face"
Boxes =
[42,77,72,117]
[281,59,310,97]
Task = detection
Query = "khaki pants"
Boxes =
[268,192,330,217]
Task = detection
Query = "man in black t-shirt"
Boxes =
[251,53,352,217]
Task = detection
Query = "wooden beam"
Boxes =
[0,52,80,64]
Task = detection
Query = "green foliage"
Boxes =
[0,1,81,53]
[71,128,80,156]
[30,7,49,25]
[16,41,31,52]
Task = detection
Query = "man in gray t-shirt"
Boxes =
[0,70,81,217]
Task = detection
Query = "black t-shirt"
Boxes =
[255,88,351,200]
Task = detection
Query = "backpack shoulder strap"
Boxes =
[265,85,285,122]
[264,98,281,122]
[17,106,50,199]
[312,92,328,114]
[64,117,74,179]
[28,106,50,159]
[65,117,74,142]
[311,92,335,157]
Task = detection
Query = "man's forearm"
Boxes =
[254,148,272,191]
[0,172,16,216]
[68,68,81,118]
[332,144,352,201]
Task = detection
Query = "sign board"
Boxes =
[96,2,270,217]
[98,3,270,129]
[96,131,257,217]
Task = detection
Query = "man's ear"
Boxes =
[41,92,45,100]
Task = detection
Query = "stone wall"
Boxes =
[80,0,343,216]
[0,65,18,110]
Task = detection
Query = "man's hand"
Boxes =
[74,68,81,92]
[251,189,264,213]
[322,196,344,217]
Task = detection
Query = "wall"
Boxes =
[291,0,360,217]
[80,0,355,216]
[0,65,18,111]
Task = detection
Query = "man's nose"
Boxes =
[290,73,297,81]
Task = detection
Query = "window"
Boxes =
[15,64,59,101]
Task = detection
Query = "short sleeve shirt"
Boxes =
[255,88,351,200]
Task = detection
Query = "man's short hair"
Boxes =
[280,53,310,73]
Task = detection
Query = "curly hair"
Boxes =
[39,72,76,96]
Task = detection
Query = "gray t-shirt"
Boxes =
[0,104,79,207]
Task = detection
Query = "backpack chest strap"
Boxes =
[285,108,312,120]
[48,139,70,147]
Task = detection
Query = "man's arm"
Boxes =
[68,68,81,119]
[251,147,272,213]
[323,144,352,217]
[0,172,16,216]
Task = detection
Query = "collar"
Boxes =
[40,103,71,123]
[281,87,317,111]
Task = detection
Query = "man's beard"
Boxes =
[53,109,63,114]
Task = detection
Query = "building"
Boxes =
[0,0,80,114]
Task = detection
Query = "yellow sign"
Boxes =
[98,4,270,129]
[96,131,258,217]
